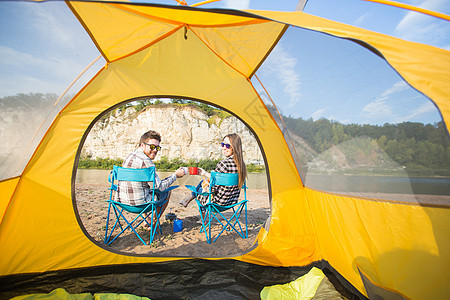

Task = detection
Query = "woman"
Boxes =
[179,133,247,207]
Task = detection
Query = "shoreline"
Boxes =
[78,167,450,179]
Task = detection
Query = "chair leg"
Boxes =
[209,203,248,243]
[149,201,167,244]
[105,205,125,245]
[149,207,157,244]
[245,202,248,238]
[208,207,212,244]
[104,202,112,244]
[108,211,148,246]
[198,206,211,244]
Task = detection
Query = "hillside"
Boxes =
[81,104,407,175]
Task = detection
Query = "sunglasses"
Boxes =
[221,142,232,149]
[143,142,161,151]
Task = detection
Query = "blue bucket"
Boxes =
[173,218,183,232]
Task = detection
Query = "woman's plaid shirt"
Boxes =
[198,156,241,206]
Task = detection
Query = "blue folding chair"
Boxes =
[104,165,178,246]
[185,171,248,244]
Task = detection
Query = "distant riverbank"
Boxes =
[76,169,269,190]
[76,169,450,197]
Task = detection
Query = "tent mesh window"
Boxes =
[254,26,450,206]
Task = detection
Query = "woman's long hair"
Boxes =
[225,133,247,188]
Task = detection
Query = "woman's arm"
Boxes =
[198,168,210,179]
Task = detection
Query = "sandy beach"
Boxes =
[75,178,449,257]
[75,183,271,256]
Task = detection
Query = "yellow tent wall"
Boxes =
[0,17,319,273]
[0,2,449,299]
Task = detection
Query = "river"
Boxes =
[76,169,450,196]
[75,169,269,189]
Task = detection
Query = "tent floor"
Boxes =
[0,259,366,299]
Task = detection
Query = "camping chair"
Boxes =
[185,171,248,244]
[104,165,178,246]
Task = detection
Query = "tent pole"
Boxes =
[53,54,102,107]
[296,0,309,11]
[363,0,450,21]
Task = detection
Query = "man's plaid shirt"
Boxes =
[116,148,176,206]
[198,156,241,206]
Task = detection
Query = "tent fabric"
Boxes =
[0,177,19,224]
[358,267,408,300]
[69,1,287,77]
[1,260,363,299]
[260,267,327,299]
[11,288,150,300]
[260,266,350,299]
[0,1,449,300]
[12,288,93,300]
[304,188,450,299]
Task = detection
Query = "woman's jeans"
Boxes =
[191,180,203,198]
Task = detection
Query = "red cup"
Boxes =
[189,167,198,175]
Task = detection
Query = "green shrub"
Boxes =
[78,157,124,169]
[78,157,265,172]
[247,163,266,173]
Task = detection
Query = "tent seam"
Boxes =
[110,3,269,28]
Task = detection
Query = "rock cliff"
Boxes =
[82,104,264,164]
[81,104,396,174]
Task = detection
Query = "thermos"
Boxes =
[173,218,183,232]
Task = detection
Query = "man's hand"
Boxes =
[174,167,185,178]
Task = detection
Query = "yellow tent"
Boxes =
[1,1,449,299]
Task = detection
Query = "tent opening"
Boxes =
[74,97,271,256]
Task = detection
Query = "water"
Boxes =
[305,174,450,195]
[76,169,450,195]
[75,169,269,189]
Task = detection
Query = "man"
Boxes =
[116,130,185,223]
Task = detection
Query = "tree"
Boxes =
[377,135,387,150]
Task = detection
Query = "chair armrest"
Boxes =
[150,185,179,193]
[185,185,210,197]
[165,185,179,191]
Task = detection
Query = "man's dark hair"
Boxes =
[140,130,161,145]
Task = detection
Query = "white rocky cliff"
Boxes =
[81,104,264,164]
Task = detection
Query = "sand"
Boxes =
[75,181,448,257]
[75,183,270,257]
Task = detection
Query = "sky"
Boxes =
[140,0,450,50]
[1,0,449,126]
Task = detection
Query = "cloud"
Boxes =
[0,45,82,81]
[394,0,450,48]
[266,45,302,107]
[354,12,370,26]
[312,108,327,120]
[362,81,408,120]
[363,98,392,119]
[0,45,103,98]
[362,80,439,123]
[0,46,36,68]
[402,101,437,121]
[381,81,408,97]
[14,2,78,49]
[396,0,445,30]
[223,0,250,10]
[0,3,103,98]
[0,67,65,98]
